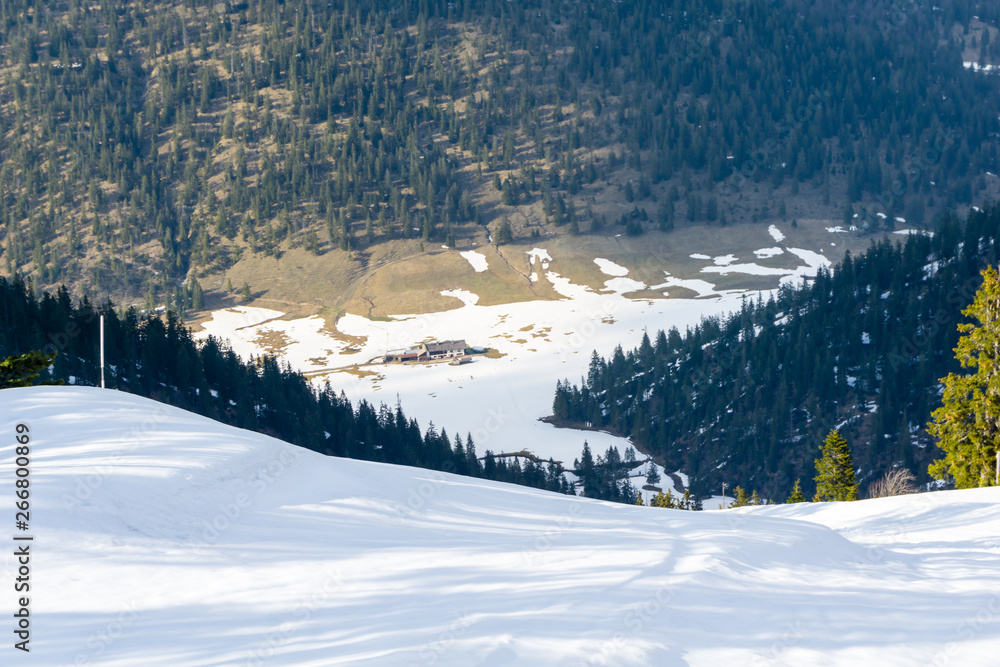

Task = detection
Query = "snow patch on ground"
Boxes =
[602,277,647,293]
[200,306,284,335]
[526,248,552,266]
[713,254,738,266]
[786,248,831,269]
[753,247,784,258]
[593,258,629,276]
[690,253,711,260]
[702,263,796,277]
[650,272,730,299]
[460,250,489,272]
[965,61,999,73]
[768,225,785,242]
[441,289,480,306]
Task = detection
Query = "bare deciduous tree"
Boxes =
[867,468,918,499]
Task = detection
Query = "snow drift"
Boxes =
[2,387,999,666]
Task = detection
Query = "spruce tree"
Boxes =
[928,267,1000,487]
[785,479,806,503]
[0,351,61,389]
[813,430,859,501]
[646,461,661,486]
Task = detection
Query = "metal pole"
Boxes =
[100,315,105,389]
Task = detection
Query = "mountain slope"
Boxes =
[2,386,1000,665]
[552,206,1000,498]
[1,0,999,309]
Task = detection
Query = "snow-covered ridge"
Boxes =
[3,386,1000,666]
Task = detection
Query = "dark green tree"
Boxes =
[785,479,806,503]
[646,461,661,486]
[0,351,61,389]
[813,430,859,501]
[929,266,1000,487]
[731,485,750,507]
[494,219,513,246]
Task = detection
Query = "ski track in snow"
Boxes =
[3,386,1000,666]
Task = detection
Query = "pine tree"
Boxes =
[494,218,513,246]
[731,485,750,507]
[785,478,806,503]
[929,267,1000,487]
[646,461,661,486]
[813,430,859,501]
[0,351,61,389]
[652,489,677,508]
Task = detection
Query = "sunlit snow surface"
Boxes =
[459,250,489,272]
[594,257,630,276]
[3,387,1000,666]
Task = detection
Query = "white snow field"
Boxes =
[198,229,833,468]
[198,263,751,466]
[3,387,999,666]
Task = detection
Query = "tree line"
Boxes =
[0,276,572,495]
[554,205,1000,500]
[1,0,998,306]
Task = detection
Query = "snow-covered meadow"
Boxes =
[2,387,998,666]
[197,227,831,472]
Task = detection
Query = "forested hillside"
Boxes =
[0,277,572,494]
[1,0,999,306]
[553,206,1000,499]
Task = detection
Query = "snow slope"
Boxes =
[198,226,836,467]
[3,387,1000,666]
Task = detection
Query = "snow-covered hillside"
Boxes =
[3,387,999,666]
[197,226,833,471]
